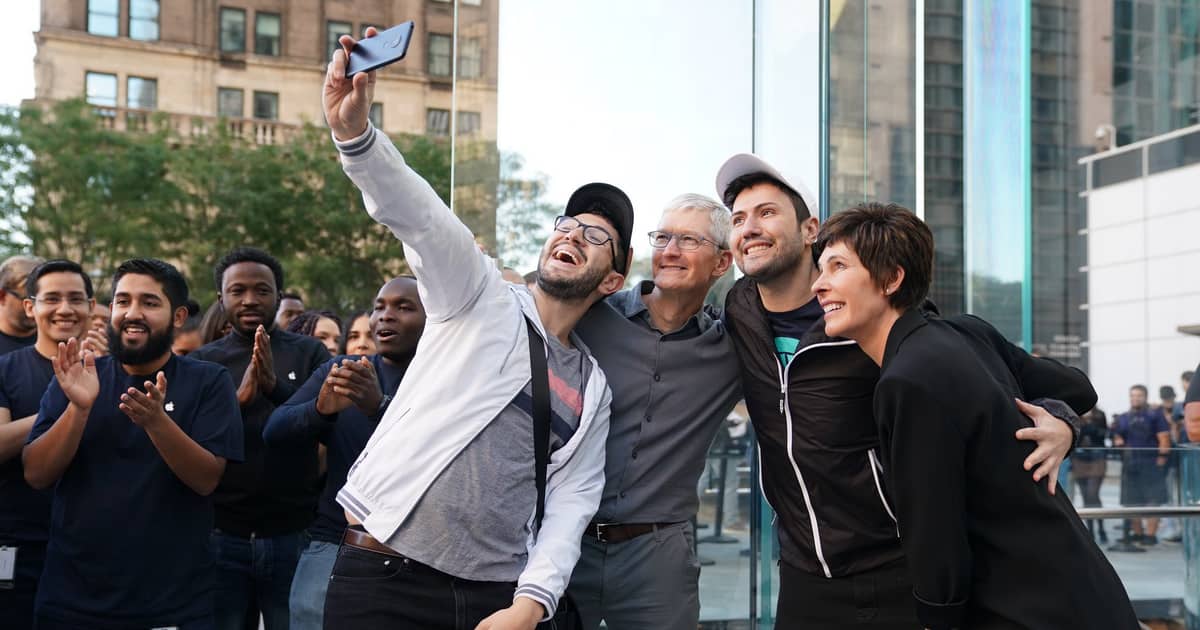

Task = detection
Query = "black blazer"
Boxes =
[873,309,1137,630]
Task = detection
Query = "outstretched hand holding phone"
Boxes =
[323,27,379,141]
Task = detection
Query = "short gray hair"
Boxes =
[0,255,44,293]
[661,194,732,250]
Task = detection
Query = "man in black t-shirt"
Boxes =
[0,256,43,356]
[264,276,426,630]
[0,260,96,629]
[189,248,329,630]
[23,258,243,629]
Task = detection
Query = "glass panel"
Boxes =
[368,103,383,130]
[327,21,352,62]
[255,13,281,56]
[826,0,918,219]
[450,3,755,624]
[1092,149,1143,188]
[459,38,482,79]
[127,77,157,110]
[129,0,160,41]
[220,8,246,53]
[217,87,243,118]
[87,0,119,37]
[963,0,1030,345]
[1148,129,1200,175]
[1029,1,1087,368]
[85,71,117,107]
[428,34,452,78]
[426,108,449,136]
[252,91,278,120]
[1069,445,1198,626]
[456,111,480,136]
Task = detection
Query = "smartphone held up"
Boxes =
[345,21,415,77]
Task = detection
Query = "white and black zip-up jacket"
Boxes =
[723,277,1082,580]
[724,277,904,578]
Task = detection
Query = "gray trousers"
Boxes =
[566,521,701,630]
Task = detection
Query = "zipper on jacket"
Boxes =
[776,351,832,578]
[868,448,900,538]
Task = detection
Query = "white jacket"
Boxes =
[332,125,612,618]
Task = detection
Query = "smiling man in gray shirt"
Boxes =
[569,194,742,630]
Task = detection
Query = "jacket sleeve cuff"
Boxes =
[332,123,379,160]
[915,592,967,630]
[1031,397,1082,459]
[514,585,557,621]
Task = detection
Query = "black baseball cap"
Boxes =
[563,182,634,275]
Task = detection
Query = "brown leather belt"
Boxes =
[342,526,405,558]
[584,521,681,544]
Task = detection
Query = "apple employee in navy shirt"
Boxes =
[264,276,426,630]
[22,258,243,630]
[0,260,97,629]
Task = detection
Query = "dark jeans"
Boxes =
[210,530,306,630]
[776,558,920,629]
[35,615,215,630]
[324,544,562,630]
[1,540,45,630]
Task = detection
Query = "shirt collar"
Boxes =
[610,280,714,333]
[882,307,928,369]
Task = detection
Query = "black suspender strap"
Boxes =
[526,318,551,532]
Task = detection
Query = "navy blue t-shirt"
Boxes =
[263,354,409,544]
[26,354,243,628]
[0,345,55,543]
[0,329,35,356]
[765,297,824,365]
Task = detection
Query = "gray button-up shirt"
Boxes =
[575,281,742,523]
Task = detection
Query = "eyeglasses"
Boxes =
[648,231,721,251]
[34,295,90,307]
[554,215,618,267]
[5,288,27,300]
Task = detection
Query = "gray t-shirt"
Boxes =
[387,331,591,581]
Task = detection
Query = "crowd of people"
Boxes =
[1070,373,1197,548]
[0,27,1180,630]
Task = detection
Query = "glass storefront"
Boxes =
[432,1,1199,626]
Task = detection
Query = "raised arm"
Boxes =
[263,358,337,445]
[23,339,99,490]
[322,30,500,323]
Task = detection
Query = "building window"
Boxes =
[462,0,482,5]
[426,108,450,136]
[327,21,352,61]
[459,38,481,78]
[127,77,157,109]
[369,103,383,129]
[218,87,244,118]
[253,91,279,120]
[428,33,452,77]
[255,12,281,56]
[220,8,246,53]
[85,71,118,107]
[457,111,480,135]
[129,0,160,41]
[87,0,119,37]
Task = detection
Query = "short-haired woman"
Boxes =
[810,202,1137,630]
